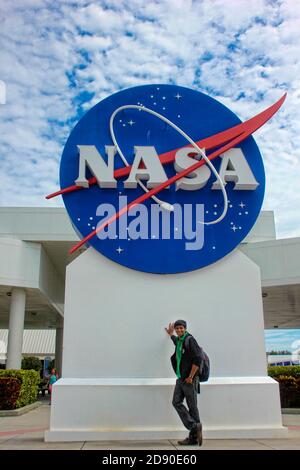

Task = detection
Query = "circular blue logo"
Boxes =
[60,84,265,274]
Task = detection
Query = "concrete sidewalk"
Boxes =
[1,399,300,450]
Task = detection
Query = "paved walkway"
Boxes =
[1,399,300,450]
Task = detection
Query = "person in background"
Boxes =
[47,368,59,405]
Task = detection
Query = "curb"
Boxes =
[282,408,300,415]
[0,401,41,417]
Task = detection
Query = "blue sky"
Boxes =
[265,329,300,353]
[0,0,299,348]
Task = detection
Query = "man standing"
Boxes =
[165,320,203,446]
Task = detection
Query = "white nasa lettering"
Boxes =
[212,148,259,190]
[75,144,258,191]
[75,145,117,188]
[124,146,169,189]
[174,146,211,191]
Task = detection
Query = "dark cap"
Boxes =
[174,319,187,328]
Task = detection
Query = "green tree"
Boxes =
[268,350,292,355]
[21,356,42,372]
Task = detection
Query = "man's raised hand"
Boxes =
[165,322,174,336]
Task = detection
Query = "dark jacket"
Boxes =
[170,333,202,380]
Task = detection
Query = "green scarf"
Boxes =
[176,331,189,378]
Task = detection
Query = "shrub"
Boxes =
[0,377,22,410]
[268,365,300,379]
[268,367,300,408]
[0,370,40,409]
[277,377,300,407]
[22,356,42,372]
[275,375,300,388]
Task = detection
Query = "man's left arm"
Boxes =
[185,364,199,384]
[185,337,201,384]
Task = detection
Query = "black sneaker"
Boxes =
[177,437,198,446]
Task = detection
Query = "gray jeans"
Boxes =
[172,377,201,437]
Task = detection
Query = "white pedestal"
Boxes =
[45,248,287,441]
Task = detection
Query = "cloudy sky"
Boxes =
[0,1,299,350]
[0,0,299,239]
[265,329,300,353]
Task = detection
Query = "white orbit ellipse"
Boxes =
[109,104,228,225]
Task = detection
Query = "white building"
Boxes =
[0,328,55,365]
[0,207,299,374]
[267,354,300,366]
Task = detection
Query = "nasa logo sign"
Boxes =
[47,85,285,274]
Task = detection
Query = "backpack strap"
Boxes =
[184,334,192,350]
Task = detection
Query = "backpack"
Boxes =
[185,336,210,382]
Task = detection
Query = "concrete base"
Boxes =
[46,248,286,442]
[45,377,287,442]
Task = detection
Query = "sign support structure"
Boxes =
[45,84,287,441]
[45,247,286,441]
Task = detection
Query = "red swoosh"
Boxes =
[46,94,286,200]
[69,94,286,254]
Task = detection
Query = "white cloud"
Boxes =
[265,329,300,352]
[0,0,299,238]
